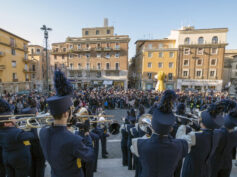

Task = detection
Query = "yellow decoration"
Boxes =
[155,71,165,91]
[77,158,82,168]
[23,141,31,146]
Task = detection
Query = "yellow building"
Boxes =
[0,28,29,93]
[132,39,178,90]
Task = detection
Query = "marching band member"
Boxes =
[120,112,130,166]
[39,70,95,177]
[131,90,188,177]
[211,106,237,177]
[0,98,36,177]
[21,97,46,177]
[176,101,226,177]
[99,114,109,159]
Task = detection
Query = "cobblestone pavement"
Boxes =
[45,108,237,177]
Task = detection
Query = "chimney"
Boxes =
[104,18,108,27]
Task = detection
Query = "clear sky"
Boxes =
[1,0,237,57]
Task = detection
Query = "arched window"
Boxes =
[184,37,190,44]
[198,37,204,44]
[212,36,218,44]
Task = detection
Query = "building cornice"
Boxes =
[0,28,29,42]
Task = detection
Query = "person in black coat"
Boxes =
[176,101,226,177]
[211,106,237,177]
[131,90,188,177]
[0,98,36,177]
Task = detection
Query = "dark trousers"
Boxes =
[121,144,128,166]
[0,163,5,177]
[30,157,45,177]
[101,137,107,156]
[216,168,232,177]
[174,159,182,177]
[82,161,94,177]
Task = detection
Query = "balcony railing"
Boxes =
[95,47,102,51]
[104,47,112,51]
[114,46,120,50]
[0,65,6,70]
[22,57,29,62]
[12,79,18,82]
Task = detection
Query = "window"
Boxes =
[169,52,174,58]
[148,62,152,68]
[183,59,189,66]
[106,43,110,48]
[168,43,174,48]
[96,30,100,35]
[148,52,152,58]
[159,52,163,58]
[168,73,173,80]
[148,44,152,49]
[115,52,120,58]
[158,62,163,68]
[147,73,152,79]
[32,64,36,71]
[24,64,28,70]
[183,70,189,77]
[184,37,190,45]
[10,38,15,47]
[106,53,110,58]
[12,61,16,68]
[196,69,202,78]
[69,45,73,49]
[54,55,57,60]
[209,69,216,78]
[184,48,190,55]
[11,48,16,55]
[97,43,101,48]
[78,54,81,58]
[31,49,34,54]
[63,48,67,52]
[32,74,35,79]
[69,54,73,59]
[169,62,174,68]
[196,59,203,66]
[55,48,59,52]
[78,63,81,69]
[97,53,101,58]
[106,63,110,70]
[86,53,90,58]
[115,63,119,70]
[36,49,40,53]
[198,37,204,44]
[115,43,120,49]
[86,63,90,69]
[235,71,237,77]
[197,48,204,55]
[13,73,17,80]
[54,64,57,70]
[77,44,81,49]
[97,63,101,69]
[85,31,89,35]
[107,30,110,34]
[211,48,218,54]
[62,55,64,59]
[70,63,73,69]
[212,36,218,44]
[159,44,163,49]
[210,59,217,66]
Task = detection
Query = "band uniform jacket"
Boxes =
[132,134,188,177]
[176,125,222,177]
[39,125,95,177]
[211,128,237,177]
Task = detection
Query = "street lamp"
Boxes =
[41,25,52,92]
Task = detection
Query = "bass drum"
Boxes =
[108,121,120,135]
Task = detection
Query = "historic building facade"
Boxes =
[132,39,178,90]
[0,28,30,93]
[51,19,130,89]
[168,26,228,91]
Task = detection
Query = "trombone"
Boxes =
[173,113,200,124]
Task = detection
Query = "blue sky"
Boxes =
[1,0,237,57]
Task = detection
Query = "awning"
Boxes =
[103,80,113,85]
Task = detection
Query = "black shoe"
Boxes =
[105,152,109,155]
[102,155,108,159]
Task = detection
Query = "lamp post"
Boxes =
[40,25,52,92]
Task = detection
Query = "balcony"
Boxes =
[12,79,18,82]
[0,51,5,57]
[22,57,29,63]
[83,48,91,52]
[0,65,6,70]
[25,78,29,82]
[104,47,112,51]
[114,46,121,51]
[95,47,102,51]
[23,68,36,73]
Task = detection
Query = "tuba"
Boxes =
[138,114,152,134]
